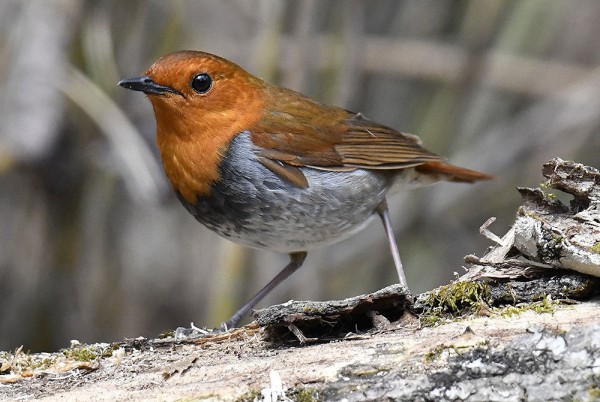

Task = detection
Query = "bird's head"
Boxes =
[119,51,271,201]
[119,51,266,138]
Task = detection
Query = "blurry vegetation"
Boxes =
[0,0,599,351]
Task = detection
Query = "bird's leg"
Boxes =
[376,199,409,290]
[220,251,307,330]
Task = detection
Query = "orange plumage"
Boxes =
[144,52,267,202]
[119,50,492,329]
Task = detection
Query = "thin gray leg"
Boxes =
[376,199,409,290]
[221,251,307,330]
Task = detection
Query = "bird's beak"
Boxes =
[118,76,181,96]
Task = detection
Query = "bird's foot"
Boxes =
[173,322,211,340]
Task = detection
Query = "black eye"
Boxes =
[191,73,212,94]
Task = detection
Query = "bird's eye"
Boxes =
[191,73,212,94]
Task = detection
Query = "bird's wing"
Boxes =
[250,91,442,187]
[327,113,442,169]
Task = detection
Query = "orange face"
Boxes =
[144,51,266,127]
[137,51,268,202]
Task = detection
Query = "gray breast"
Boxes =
[181,131,392,253]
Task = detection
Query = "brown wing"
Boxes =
[338,117,492,182]
[332,113,442,169]
[251,87,491,186]
[251,87,440,170]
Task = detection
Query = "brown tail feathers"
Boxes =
[415,160,493,183]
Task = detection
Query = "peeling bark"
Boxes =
[463,158,600,281]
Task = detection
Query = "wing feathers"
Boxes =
[249,90,489,186]
[252,109,442,171]
[257,156,309,188]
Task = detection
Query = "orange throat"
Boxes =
[147,70,267,204]
[156,126,227,204]
[153,102,264,204]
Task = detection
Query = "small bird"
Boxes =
[119,51,491,329]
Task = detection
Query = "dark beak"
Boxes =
[118,76,181,96]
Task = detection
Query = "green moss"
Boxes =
[419,282,565,328]
[531,296,558,313]
[346,364,390,377]
[0,347,60,374]
[424,340,489,364]
[502,282,518,304]
[292,388,319,402]
[159,330,175,339]
[101,343,122,358]
[426,281,490,313]
[498,305,528,317]
[420,313,443,327]
[236,387,319,401]
[62,343,124,362]
[420,281,490,326]
[587,385,600,401]
[62,345,98,362]
[495,295,558,317]
[1,343,121,378]
[590,242,600,254]
[235,389,261,402]
[425,346,447,363]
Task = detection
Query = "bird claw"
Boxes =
[216,320,235,333]
[172,322,211,340]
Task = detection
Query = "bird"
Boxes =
[118,50,492,329]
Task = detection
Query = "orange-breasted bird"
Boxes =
[119,51,491,329]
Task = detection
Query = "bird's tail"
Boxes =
[415,160,493,183]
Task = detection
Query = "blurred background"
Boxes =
[1,0,599,352]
